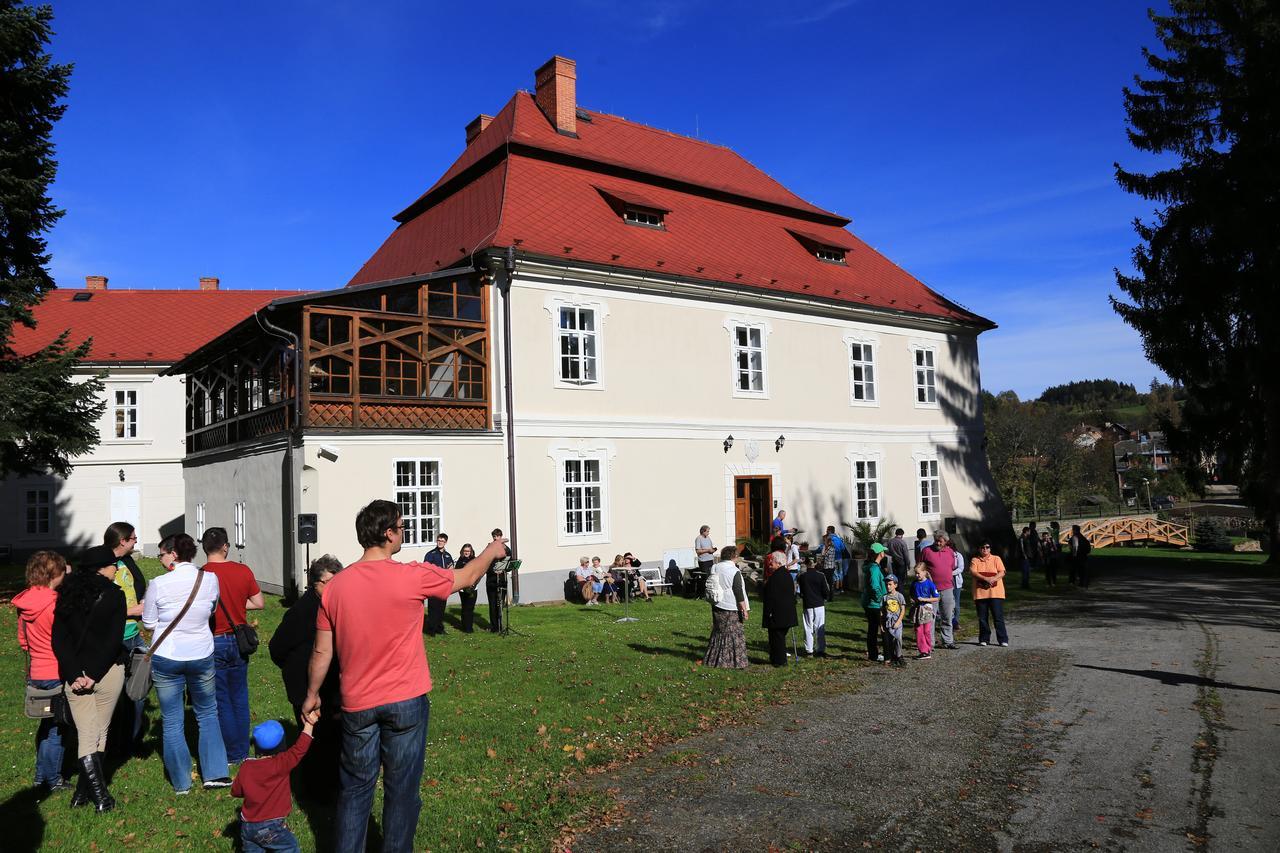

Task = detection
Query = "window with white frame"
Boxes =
[914,347,937,405]
[113,389,138,438]
[918,458,941,517]
[561,456,606,538]
[26,489,50,534]
[393,459,441,547]
[852,458,881,521]
[558,307,599,385]
[731,324,766,395]
[849,342,876,403]
[233,501,246,548]
[195,502,206,539]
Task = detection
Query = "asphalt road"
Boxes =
[571,561,1280,852]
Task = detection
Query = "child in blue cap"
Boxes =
[231,715,314,852]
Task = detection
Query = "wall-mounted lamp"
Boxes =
[775,435,786,453]
[117,468,125,482]
[723,435,734,454]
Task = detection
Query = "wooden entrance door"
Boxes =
[734,476,773,544]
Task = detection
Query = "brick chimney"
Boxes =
[534,56,577,136]
[85,275,108,290]
[199,276,220,291]
[465,114,493,146]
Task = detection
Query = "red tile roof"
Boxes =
[10,288,307,364]
[350,92,990,327]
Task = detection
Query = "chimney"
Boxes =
[85,275,108,290]
[465,114,493,146]
[199,276,220,291]
[534,55,577,136]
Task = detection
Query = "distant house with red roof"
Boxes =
[2,276,305,558]
[171,57,1003,598]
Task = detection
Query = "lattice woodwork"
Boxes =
[308,401,486,430]
[1059,516,1190,549]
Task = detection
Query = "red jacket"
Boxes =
[231,733,311,822]
[14,586,59,681]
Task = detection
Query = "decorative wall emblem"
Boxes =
[745,439,760,462]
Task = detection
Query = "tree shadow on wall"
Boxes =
[935,334,1016,562]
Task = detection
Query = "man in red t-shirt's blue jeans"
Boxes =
[202,527,264,763]
[303,500,508,853]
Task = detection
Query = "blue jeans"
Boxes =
[336,694,430,853]
[213,634,251,762]
[241,816,300,853]
[29,679,66,785]
[152,653,229,791]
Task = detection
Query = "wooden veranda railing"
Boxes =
[1059,515,1190,549]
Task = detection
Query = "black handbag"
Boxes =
[217,598,259,656]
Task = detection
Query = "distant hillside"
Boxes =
[1039,379,1140,409]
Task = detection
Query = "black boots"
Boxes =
[76,753,114,812]
[69,770,90,807]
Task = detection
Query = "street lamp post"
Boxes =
[1142,477,1152,512]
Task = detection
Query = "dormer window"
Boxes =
[787,228,854,265]
[623,207,664,228]
[596,186,670,230]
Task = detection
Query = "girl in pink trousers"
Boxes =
[912,563,940,659]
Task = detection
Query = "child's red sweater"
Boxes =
[231,733,312,822]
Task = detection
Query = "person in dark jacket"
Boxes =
[485,528,512,632]
[104,521,147,757]
[454,544,480,632]
[797,563,831,657]
[267,554,343,801]
[52,545,127,812]
[760,538,798,666]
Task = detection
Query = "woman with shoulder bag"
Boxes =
[142,533,231,793]
[51,546,128,812]
[14,551,72,795]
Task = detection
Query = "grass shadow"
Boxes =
[0,787,46,851]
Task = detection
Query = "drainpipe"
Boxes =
[492,247,520,602]
[256,307,302,601]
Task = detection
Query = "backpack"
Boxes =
[563,572,583,604]
[704,569,725,605]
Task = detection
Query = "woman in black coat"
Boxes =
[268,554,343,800]
[760,537,798,667]
[455,544,479,632]
[52,545,127,812]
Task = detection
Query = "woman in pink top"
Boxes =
[14,551,70,793]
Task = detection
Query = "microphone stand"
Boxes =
[615,569,638,624]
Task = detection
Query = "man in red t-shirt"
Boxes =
[303,499,507,853]
[201,527,263,763]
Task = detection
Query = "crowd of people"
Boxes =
[699,514,1095,670]
[15,503,1095,850]
[14,507,508,853]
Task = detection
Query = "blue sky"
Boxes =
[43,0,1168,398]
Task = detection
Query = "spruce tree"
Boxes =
[0,1,103,476]
[1113,0,1280,561]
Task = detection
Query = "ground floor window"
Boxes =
[918,458,941,517]
[394,459,442,547]
[852,458,881,521]
[561,456,606,538]
[233,501,246,548]
[26,489,50,534]
[195,502,206,539]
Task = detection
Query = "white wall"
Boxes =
[0,368,187,558]
[183,437,290,591]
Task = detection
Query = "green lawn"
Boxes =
[2,546,1268,851]
[0,561,876,851]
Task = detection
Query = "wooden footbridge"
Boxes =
[1059,515,1190,549]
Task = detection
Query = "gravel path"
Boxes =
[570,560,1280,852]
